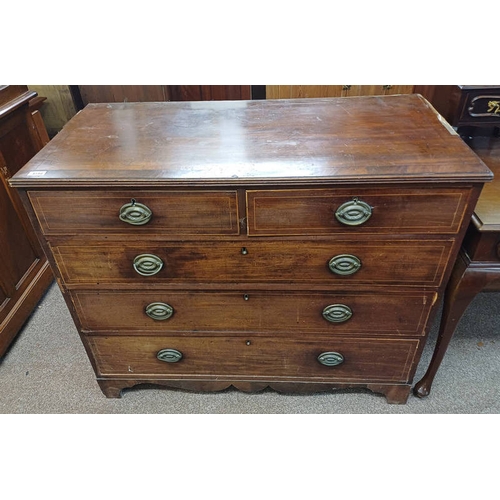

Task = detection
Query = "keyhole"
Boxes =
[246,340,251,346]
[243,294,249,301]
[241,247,248,255]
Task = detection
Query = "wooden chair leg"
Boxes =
[414,253,493,398]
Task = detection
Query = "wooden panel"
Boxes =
[51,238,453,287]
[385,85,415,95]
[0,286,7,308]
[78,86,167,106]
[168,85,251,101]
[0,174,37,292]
[28,85,77,137]
[73,290,436,336]
[29,190,240,235]
[247,188,470,235]
[77,85,251,104]
[87,335,419,383]
[0,111,40,177]
[266,85,415,99]
[200,85,251,100]
[0,86,53,356]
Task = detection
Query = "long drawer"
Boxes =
[73,290,436,336]
[87,335,420,383]
[247,188,470,236]
[29,190,240,235]
[51,238,453,286]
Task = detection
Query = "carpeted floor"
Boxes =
[0,281,499,413]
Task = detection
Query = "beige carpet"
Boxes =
[1,282,499,413]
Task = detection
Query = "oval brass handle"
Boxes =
[157,348,183,363]
[335,198,372,226]
[145,302,174,321]
[322,304,353,323]
[119,200,152,225]
[317,351,344,367]
[328,254,361,276]
[133,254,163,276]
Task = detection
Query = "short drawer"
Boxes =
[52,238,453,287]
[29,190,240,235]
[87,335,420,383]
[246,187,470,236]
[73,290,436,337]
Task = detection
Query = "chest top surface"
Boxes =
[10,94,492,188]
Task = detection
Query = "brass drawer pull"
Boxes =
[157,348,183,363]
[322,304,352,323]
[335,197,372,226]
[133,254,163,276]
[329,254,361,275]
[145,302,174,321]
[119,199,152,225]
[317,351,344,367]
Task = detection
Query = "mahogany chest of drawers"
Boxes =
[10,95,492,403]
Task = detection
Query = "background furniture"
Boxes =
[0,85,53,356]
[416,85,500,139]
[74,85,253,108]
[414,133,500,397]
[11,95,491,403]
[266,85,415,99]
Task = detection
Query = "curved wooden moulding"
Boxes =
[96,379,411,404]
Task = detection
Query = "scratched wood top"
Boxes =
[10,94,492,188]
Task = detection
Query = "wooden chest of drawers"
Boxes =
[10,95,492,403]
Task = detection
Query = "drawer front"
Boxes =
[462,93,500,124]
[52,239,453,286]
[247,188,469,236]
[73,290,436,336]
[29,190,240,235]
[87,335,419,383]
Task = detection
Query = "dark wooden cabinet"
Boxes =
[416,85,500,137]
[10,95,492,403]
[75,85,252,109]
[0,85,53,356]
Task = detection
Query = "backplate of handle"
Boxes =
[157,348,183,363]
[335,197,372,226]
[317,351,344,367]
[119,200,152,225]
[322,304,353,323]
[145,302,174,321]
[133,254,163,276]
[328,254,361,276]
